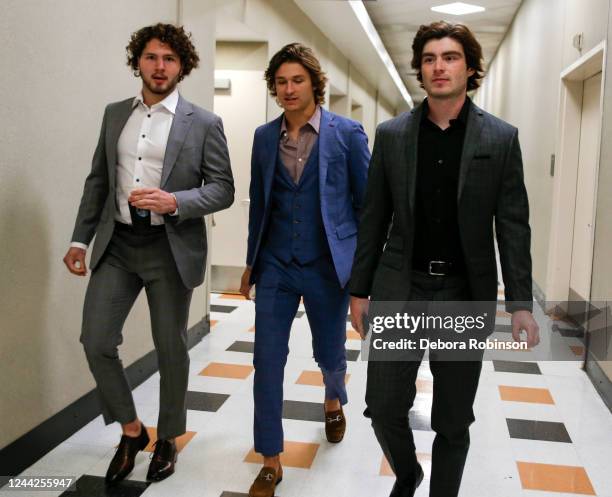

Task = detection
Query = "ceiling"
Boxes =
[364,0,523,103]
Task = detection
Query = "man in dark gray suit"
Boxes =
[349,22,539,497]
[63,23,234,484]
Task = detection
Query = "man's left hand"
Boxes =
[129,188,177,214]
[511,310,540,348]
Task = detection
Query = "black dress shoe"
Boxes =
[105,424,150,484]
[389,463,424,497]
[146,438,177,482]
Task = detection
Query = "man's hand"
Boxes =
[129,188,177,214]
[511,310,540,348]
[240,267,253,300]
[350,296,370,340]
[63,247,87,276]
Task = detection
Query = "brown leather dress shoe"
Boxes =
[105,423,150,484]
[248,465,283,497]
[325,405,346,443]
[146,438,177,482]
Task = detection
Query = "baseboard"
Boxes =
[585,350,612,413]
[0,316,210,487]
[532,279,546,310]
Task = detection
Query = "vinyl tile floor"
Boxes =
[3,291,611,497]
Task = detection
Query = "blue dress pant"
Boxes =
[253,249,349,456]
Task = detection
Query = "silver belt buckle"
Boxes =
[428,260,447,276]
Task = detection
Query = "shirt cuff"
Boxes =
[169,193,179,216]
[70,242,88,251]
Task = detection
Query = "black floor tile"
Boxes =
[552,324,585,338]
[226,341,255,353]
[493,360,541,375]
[60,475,149,497]
[282,400,325,422]
[211,304,237,313]
[220,492,278,497]
[409,411,432,431]
[506,418,572,443]
[346,349,360,361]
[186,391,230,412]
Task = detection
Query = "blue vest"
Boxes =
[263,141,330,264]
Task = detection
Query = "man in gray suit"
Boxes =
[349,22,539,497]
[63,23,234,484]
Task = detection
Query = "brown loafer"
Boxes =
[248,465,283,497]
[325,405,346,443]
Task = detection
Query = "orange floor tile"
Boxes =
[220,293,247,300]
[416,378,433,394]
[570,345,585,357]
[516,461,595,495]
[380,453,432,477]
[295,370,350,386]
[210,320,219,328]
[199,362,254,379]
[347,328,361,340]
[498,385,555,404]
[245,441,320,469]
[142,427,197,453]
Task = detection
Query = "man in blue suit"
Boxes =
[239,43,370,497]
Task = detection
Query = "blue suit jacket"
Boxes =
[246,108,370,288]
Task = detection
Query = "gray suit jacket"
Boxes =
[71,94,234,289]
[349,100,532,312]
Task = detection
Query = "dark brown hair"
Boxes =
[126,23,199,81]
[264,43,328,105]
[411,21,484,91]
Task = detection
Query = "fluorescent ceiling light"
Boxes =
[431,2,486,15]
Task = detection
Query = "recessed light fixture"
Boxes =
[431,2,486,15]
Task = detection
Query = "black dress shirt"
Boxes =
[411,97,471,272]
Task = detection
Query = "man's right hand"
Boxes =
[350,296,370,340]
[63,247,88,276]
[240,267,253,300]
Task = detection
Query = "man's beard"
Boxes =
[142,74,180,96]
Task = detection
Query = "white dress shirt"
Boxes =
[71,89,178,250]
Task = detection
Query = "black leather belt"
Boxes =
[114,221,165,234]
[413,260,465,276]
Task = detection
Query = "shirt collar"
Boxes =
[280,105,321,136]
[421,96,471,126]
[132,87,179,114]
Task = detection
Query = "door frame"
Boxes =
[545,41,606,311]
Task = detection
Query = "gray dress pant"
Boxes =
[365,271,483,497]
[80,223,193,439]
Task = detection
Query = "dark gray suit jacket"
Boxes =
[349,100,532,312]
[71,94,234,289]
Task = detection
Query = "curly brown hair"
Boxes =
[411,21,484,91]
[265,43,327,105]
[126,23,199,81]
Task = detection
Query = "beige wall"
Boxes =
[0,0,216,448]
[215,0,398,142]
[474,0,610,296]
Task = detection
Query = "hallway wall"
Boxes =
[474,0,610,297]
[0,0,216,449]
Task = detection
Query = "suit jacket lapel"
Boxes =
[161,95,194,188]
[318,109,337,195]
[403,104,422,215]
[457,103,484,202]
[262,115,282,208]
[106,100,134,186]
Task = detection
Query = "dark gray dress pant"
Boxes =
[365,271,483,497]
[80,224,192,439]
